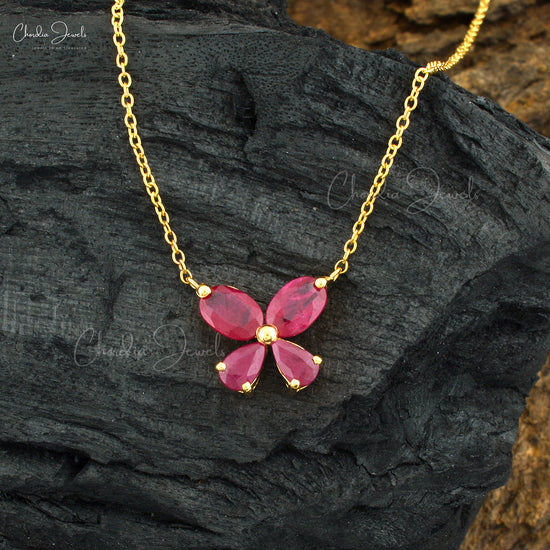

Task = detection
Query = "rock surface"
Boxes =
[462,354,550,549]
[288,0,550,138]
[287,3,550,547]
[1,1,550,549]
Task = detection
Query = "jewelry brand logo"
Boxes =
[0,288,225,374]
[73,325,226,372]
[327,170,400,210]
[12,20,87,49]
[327,167,480,213]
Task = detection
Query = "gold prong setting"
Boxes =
[289,379,301,391]
[215,362,226,372]
[196,284,212,299]
[314,277,327,289]
[239,376,260,394]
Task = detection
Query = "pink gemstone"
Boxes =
[218,342,266,391]
[272,339,320,388]
[199,285,264,340]
[265,276,327,338]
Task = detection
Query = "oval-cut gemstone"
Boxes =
[218,342,266,392]
[265,276,327,338]
[272,339,320,389]
[199,285,264,340]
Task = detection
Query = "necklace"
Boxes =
[110,0,492,394]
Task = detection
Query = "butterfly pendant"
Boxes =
[197,277,328,393]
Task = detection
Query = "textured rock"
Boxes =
[286,3,550,547]
[288,0,550,137]
[0,1,549,550]
[462,354,550,549]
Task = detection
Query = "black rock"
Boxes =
[1,2,549,549]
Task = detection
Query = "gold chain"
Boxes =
[111,1,199,290]
[326,0,492,281]
[110,0,492,289]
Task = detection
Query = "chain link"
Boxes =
[326,0,492,282]
[111,0,199,289]
[111,0,491,288]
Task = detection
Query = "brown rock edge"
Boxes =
[286,1,550,547]
[461,354,550,549]
[287,0,550,138]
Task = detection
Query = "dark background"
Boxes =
[1,1,549,549]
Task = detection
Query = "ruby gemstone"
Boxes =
[271,339,320,388]
[199,285,264,340]
[265,276,327,338]
[218,342,266,391]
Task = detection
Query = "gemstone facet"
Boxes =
[265,276,327,338]
[199,276,327,392]
[272,339,321,389]
[217,342,266,392]
[199,285,264,340]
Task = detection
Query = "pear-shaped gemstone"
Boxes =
[272,339,320,389]
[217,342,266,391]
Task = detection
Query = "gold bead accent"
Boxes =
[289,379,301,390]
[256,324,278,345]
[215,362,226,371]
[312,355,323,365]
[241,382,252,393]
[196,284,212,299]
[314,277,327,289]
